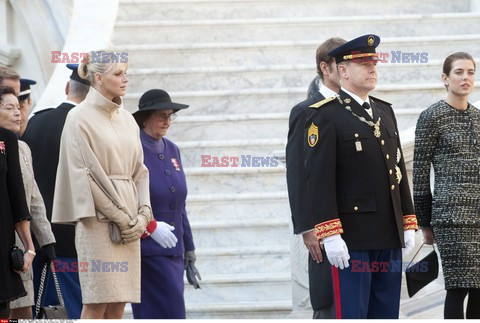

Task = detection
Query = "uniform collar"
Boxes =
[341,87,373,118]
[341,87,371,107]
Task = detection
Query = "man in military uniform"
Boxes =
[304,34,418,319]
[23,64,89,319]
[286,37,345,319]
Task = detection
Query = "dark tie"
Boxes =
[362,102,371,110]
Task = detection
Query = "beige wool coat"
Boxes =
[11,141,56,309]
[52,87,151,304]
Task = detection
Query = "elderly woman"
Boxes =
[414,52,479,319]
[0,86,35,318]
[131,89,199,319]
[51,50,152,319]
[0,86,56,319]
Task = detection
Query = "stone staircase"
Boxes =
[113,0,480,318]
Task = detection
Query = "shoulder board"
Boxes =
[33,108,54,116]
[369,96,391,106]
[308,96,336,109]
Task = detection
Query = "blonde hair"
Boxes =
[77,49,128,85]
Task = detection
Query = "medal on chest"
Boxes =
[171,158,181,171]
[344,104,382,138]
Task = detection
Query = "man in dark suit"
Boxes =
[23,64,89,319]
[286,37,345,319]
[304,34,418,319]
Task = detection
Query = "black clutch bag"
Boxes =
[9,245,24,271]
[405,243,439,297]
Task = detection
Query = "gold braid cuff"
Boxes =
[315,219,344,240]
[403,214,419,231]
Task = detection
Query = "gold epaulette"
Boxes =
[403,214,419,231]
[309,96,336,109]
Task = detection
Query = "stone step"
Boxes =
[116,34,480,69]
[126,59,480,94]
[166,113,288,141]
[115,13,480,45]
[192,245,290,275]
[186,300,292,319]
[176,138,285,168]
[165,108,425,144]
[117,0,470,21]
[125,300,293,319]
[183,272,291,304]
[186,191,289,224]
[190,218,289,248]
[184,166,286,193]
[123,83,480,120]
[125,65,313,94]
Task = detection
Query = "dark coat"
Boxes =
[23,103,77,257]
[305,90,415,251]
[286,92,333,310]
[0,127,30,302]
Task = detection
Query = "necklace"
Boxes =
[344,105,381,138]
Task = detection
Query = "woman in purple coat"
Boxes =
[131,89,200,319]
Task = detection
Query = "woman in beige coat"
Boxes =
[52,50,152,319]
[0,87,55,319]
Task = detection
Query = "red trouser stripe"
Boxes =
[331,265,342,319]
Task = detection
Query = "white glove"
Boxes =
[403,229,416,255]
[150,221,178,248]
[322,234,350,269]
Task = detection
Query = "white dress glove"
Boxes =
[150,221,178,248]
[403,229,416,255]
[322,234,350,269]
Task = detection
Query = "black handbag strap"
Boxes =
[406,242,436,269]
[35,262,65,317]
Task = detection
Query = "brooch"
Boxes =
[0,141,5,155]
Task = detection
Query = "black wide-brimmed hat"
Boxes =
[133,89,189,116]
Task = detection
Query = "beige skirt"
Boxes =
[75,217,141,304]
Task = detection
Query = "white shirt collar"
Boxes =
[319,84,337,99]
[341,87,373,118]
[64,100,78,106]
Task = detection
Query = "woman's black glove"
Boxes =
[42,243,56,266]
[185,250,201,289]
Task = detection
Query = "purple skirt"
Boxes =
[132,255,185,319]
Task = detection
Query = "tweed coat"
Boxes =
[10,141,55,308]
[413,100,480,289]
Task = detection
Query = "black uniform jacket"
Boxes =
[23,102,77,257]
[286,92,334,310]
[305,90,417,251]
[287,92,324,234]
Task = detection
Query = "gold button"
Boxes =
[389,169,393,175]
[381,140,385,145]
[391,185,395,190]
[386,154,390,159]
[354,133,359,138]
[354,206,359,211]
